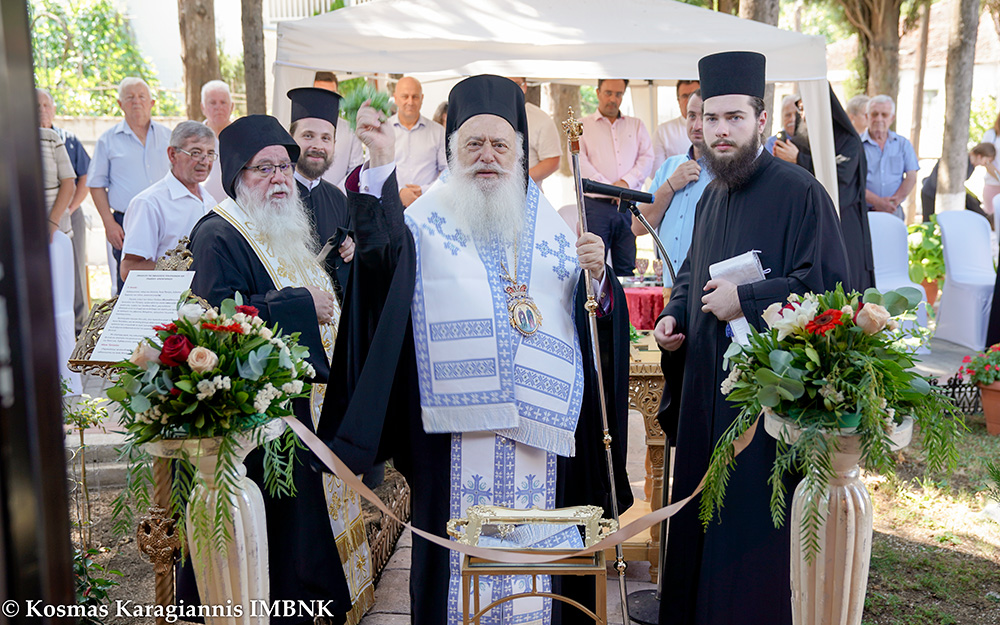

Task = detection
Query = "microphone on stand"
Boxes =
[581,178,655,208]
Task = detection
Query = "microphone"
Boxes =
[582,178,654,206]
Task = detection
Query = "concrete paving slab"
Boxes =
[358,613,410,625]
[383,545,410,571]
[369,568,411,615]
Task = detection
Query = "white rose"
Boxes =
[762,302,783,328]
[855,303,890,335]
[841,305,853,318]
[204,308,219,321]
[129,341,161,369]
[187,346,220,373]
[177,302,205,323]
[258,326,273,340]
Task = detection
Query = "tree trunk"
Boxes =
[739,0,779,136]
[906,0,930,222]
[549,84,580,177]
[717,0,735,16]
[867,2,901,100]
[177,0,220,120]
[936,0,979,213]
[241,0,265,115]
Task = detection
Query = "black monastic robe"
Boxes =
[317,171,633,625]
[297,178,353,296]
[180,212,351,625]
[787,88,875,292]
[657,150,851,625]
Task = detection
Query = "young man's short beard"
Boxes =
[235,177,320,270]
[441,132,527,247]
[296,149,333,180]
[704,133,762,188]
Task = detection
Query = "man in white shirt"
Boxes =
[313,71,366,190]
[119,121,218,280]
[200,79,234,202]
[389,76,447,206]
[507,77,562,189]
[651,80,700,174]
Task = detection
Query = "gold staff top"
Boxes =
[562,107,583,155]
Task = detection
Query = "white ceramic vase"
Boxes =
[145,419,285,625]
[764,413,913,625]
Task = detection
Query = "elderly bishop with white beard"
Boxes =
[186,114,373,625]
[318,75,633,625]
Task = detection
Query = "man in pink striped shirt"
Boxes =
[579,79,654,276]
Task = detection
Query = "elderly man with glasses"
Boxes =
[119,121,219,280]
[181,114,353,623]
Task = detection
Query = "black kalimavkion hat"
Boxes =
[698,51,766,100]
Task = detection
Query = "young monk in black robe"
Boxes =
[654,52,852,625]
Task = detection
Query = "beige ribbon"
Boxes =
[282,415,759,564]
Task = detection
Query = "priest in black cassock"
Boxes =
[287,87,355,295]
[318,75,633,625]
[654,52,851,625]
[181,115,369,625]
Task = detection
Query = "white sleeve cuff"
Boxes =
[359,162,396,199]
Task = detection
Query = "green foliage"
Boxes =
[580,86,597,116]
[73,547,121,625]
[984,461,1000,501]
[907,216,945,286]
[30,0,179,116]
[217,41,246,117]
[968,95,998,147]
[779,1,853,45]
[701,285,962,561]
[62,379,109,431]
[341,84,392,130]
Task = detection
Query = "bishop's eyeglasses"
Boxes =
[243,162,294,177]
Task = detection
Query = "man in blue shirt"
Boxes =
[87,77,172,290]
[632,90,713,289]
[861,95,918,220]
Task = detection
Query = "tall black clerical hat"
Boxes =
[698,51,766,100]
[445,75,530,187]
[287,87,341,126]
[219,115,301,200]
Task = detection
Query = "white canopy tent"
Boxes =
[273,0,838,206]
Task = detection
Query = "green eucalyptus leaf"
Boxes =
[220,298,237,318]
[882,291,909,317]
[862,289,883,305]
[174,380,195,393]
[758,385,781,407]
[106,386,128,402]
[777,377,805,398]
[130,394,150,414]
[769,350,794,374]
[756,368,783,386]
[893,286,923,309]
[909,376,931,394]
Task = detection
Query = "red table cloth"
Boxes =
[624,286,666,330]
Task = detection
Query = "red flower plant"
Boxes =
[235,305,260,317]
[154,322,178,333]
[805,309,844,336]
[159,334,194,367]
[202,322,245,334]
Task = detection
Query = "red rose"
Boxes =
[235,305,260,317]
[169,387,182,396]
[160,334,194,367]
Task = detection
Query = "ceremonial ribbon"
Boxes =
[282,415,760,564]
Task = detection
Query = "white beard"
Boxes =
[440,137,527,247]
[234,179,320,273]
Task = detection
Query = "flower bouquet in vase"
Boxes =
[702,285,961,625]
[108,294,314,623]
[959,345,1000,435]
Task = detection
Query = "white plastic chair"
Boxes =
[50,230,81,394]
[935,211,996,350]
[868,213,928,331]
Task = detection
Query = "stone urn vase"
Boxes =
[764,413,914,625]
[145,419,285,625]
[977,381,1000,435]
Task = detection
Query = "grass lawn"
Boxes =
[863,411,1000,624]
